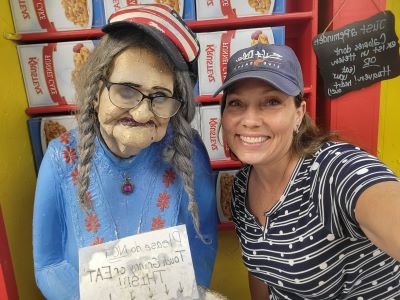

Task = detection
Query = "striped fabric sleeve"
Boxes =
[332,147,398,238]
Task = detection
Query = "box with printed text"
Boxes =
[216,169,239,223]
[103,0,196,21]
[196,0,286,21]
[28,115,78,172]
[197,26,285,96]
[199,105,230,161]
[10,0,106,34]
[18,40,96,108]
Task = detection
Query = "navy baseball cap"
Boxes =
[213,43,304,97]
[102,4,200,74]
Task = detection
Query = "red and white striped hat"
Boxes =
[102,4,200,73]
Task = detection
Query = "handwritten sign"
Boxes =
[313,11,400,98]
[79,225,199,300]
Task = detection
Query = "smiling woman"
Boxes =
[32,4,218,300]
[217,43,400,300]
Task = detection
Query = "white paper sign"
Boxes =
[79,225,199,300]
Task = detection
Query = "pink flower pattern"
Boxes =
[63,146,77,164]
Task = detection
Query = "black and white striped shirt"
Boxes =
[231,142,400,299]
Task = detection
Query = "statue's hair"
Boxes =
[220,93,335,158]
[73,29,205,240]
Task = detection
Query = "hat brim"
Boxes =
[212,70,302,97]
[102,21,188,71]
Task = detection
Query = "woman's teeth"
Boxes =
[240,135,267,144]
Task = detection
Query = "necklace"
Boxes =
[121,172,134,194]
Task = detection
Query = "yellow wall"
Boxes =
[378,1,400,176]
[211,231,250,299]
[0,3,43,300]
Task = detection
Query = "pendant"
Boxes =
[122,173,134,194]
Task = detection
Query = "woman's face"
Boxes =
[97,47,175,158]
[221,78,305,166]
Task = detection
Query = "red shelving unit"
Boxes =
[20,1,319,229]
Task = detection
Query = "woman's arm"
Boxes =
[355,180,400,261]
[33,147,79,300]
[249,272,269,300]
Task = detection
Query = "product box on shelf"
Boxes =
[197,26,285,96]
[28,115,78,172]
[199,105,229,161]
[9,0,106,34]
[196,0,286,21]
[103,0,196,21]
[216,169,239,223]
[18,40,96,108]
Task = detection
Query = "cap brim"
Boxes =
[212,70,301,97]
[102,21,188,71]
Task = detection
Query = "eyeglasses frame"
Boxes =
[101,78,183,118]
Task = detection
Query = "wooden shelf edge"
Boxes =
[19,28,103,42]
[18,12,313,42]
[217,222,235,231]
[211,160,242,169]
[187,11,313,32]
[26,105,78,116]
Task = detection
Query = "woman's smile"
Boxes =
[238,134,269,145]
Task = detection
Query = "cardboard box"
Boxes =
[197,26,285,96]
[199,105,229,161]
[10,0,106,33]
[28,115,78,172]
[216,169,239,223]
[196,0,286,21]
[18,40,96,107]
[103,0,196,21]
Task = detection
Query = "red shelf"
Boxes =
[187,11,313,32]
[19,28,103,43]
[17,12,313,43]
[211,160,242,169]
[26,105,78,116]
[217,222,235,231]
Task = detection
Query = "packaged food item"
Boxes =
[28,115,78,172]
[103,0,196,21]
[196,0,286,20]
[9,0,106,33]
[18,40,95,107]
[199,105,230,161]
[216,169,239,222]
[197,26,285,96]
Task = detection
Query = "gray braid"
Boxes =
[163,71,209,243]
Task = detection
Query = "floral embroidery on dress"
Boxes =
[151,215,165,230]
[91,237,104,245]
[163,168,176,188]
[85,212,100,233]
[157,191,170,212]
[59,132,71,145]
[63,146,77,164]
[70,167,78,185]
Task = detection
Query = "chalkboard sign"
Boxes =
[313,11,400,98]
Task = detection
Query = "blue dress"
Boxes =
[33,126,218,300]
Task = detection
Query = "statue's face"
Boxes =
[97,47,174,158]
